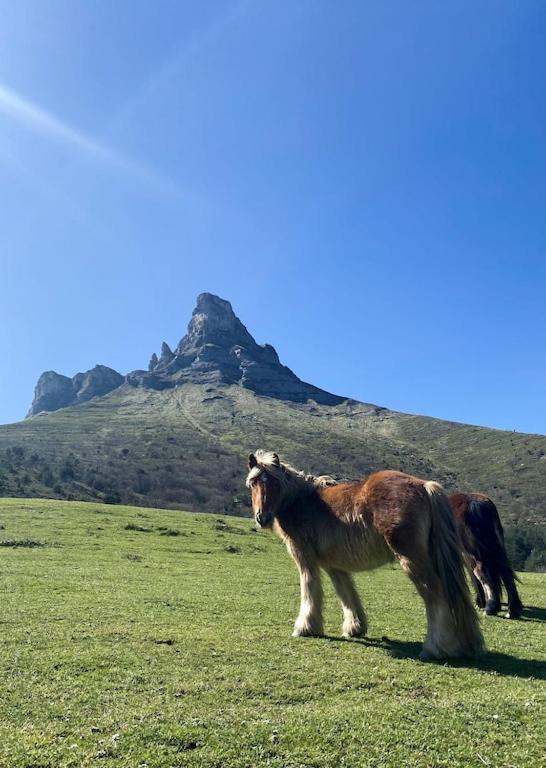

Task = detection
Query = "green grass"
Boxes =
[0,498,544,768]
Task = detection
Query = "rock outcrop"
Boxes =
[27,371,75,416]
[137,293,344,404]
[27,365,124,416]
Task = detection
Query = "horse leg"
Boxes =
[473,563,501,615]
[291,554,324,637]
[471,571,486,609]
[499,564,523,619]
[492,518,523,619]
[328,569,367,638]
[399,556,463,661]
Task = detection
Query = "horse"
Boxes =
[449,492,523,619]
[246,451,485,661]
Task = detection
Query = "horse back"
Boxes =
[355,470,432,542]
[319,470,428,524]
[449,492,504,558]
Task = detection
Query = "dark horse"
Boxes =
[246,451,484,661]
[450,492,523,619]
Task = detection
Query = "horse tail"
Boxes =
[489,501,521,584]
[425,482,485,657]
[465,498,504,597]
[475,497,523,617]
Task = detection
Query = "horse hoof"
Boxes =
[292,626,323,638]
[418,649,437,662]
[506,602,523,620]
[342,623,366,639]
[485,603,501,616]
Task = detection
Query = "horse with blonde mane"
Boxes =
[246,451,484,661]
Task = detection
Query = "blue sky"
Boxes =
[0,0,544,433]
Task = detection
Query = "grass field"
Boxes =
[0,498,544,768]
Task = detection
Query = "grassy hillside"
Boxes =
[0,383,544,530]
[0,497,544,768]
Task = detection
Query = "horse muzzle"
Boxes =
[255,511,273,529]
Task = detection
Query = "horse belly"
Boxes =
[320,524,394,572]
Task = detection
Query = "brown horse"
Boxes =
[246,451,484,661]
[450,492,523,619]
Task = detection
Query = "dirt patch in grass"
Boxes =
[158,528,181,536]
[124,523,153,532]
[213,520,248,535]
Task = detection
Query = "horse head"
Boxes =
[246,451,284,529]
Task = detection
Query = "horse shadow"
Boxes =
[519,605,546,624]
[323,634,546,680]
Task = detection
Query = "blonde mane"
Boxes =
[245,450,336,491]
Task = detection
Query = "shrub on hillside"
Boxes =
[504,524,546,572]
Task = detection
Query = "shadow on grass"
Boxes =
[323,634,384,649]
[519,605,546,623]
[323,635,546,680]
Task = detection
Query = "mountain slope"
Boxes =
[1,293,545,527]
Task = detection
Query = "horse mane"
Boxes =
[245,450,337,492]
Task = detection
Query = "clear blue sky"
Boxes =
[0,1,544,434]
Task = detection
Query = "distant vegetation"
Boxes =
[0,432,544,571]
[0,383,544,570]
[505,525,546,572]
[0,419,246,516]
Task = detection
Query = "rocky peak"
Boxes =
[159,342,174,365]
[137,293,344,405]
[27,365,124,417]
[27,293,345,416]
[177,293,255,353]
[28,371,74,416]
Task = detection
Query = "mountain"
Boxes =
[2,293,545,530]
[27,293,343,416]
[28,366,124,416]
[126,292,344,404]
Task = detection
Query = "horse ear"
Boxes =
[271,452,280,466]
[248,453,257,469]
